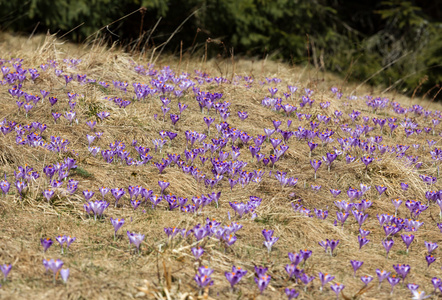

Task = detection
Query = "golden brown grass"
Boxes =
[0,31,442,300]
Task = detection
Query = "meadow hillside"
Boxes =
[1,32,442,300]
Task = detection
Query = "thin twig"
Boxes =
[151,9,201,66]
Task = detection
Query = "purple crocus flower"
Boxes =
[237,111,248,121]
[361,275,373,286]
[310,159,322,179]
[203,116,214,132]
[49,97,58,106]
[285,288,299,300]
[51,112,62,123]
[387,275,401,295]
[323,152,337,171]
[376,269,391,288]
[60,268,69,283]
[1,264,12,281]
[425,241,438,255]
[193,226,207,241]
[16,101,24,109]
[167,131,177,141]
[330,283,345,299]
[66,179,78,194]
[358,235,370,250]
[431,277,441,292]
[82,189,95,201]
[255,274,271,294]
[400,182,409,191]
[97,111,110,121]
[254,266,268,277]
[42,189,55,203]
[99,187,109,199]
[195,266,214,289]
[65,236,75,251]
[319,240,329,252]
[391,198,402,216]
[111,188,125,207]
[314,208,328,220]
[164,227,182,240]
[225,265,247,289]
[336,212,349,227]
[43,258,64,283]
[263,235,279,253]
[272,119,281,129]
[15,180,26,199]
[359,228,370,238]
[0,175,10,196]
[268,87,278,96]
[262,229,274,241]
[56,235,66,254]
[23,103,33,114]
[86,120,96,130]
[319,272,335,291]
[327,239,340,256]
[426,255,436,267]
[350,260,363,277]
[191,247,204,260]
[307,141,318,157]
[270,138,282,149]
[40,238,53,252]
[411,290,431,300]
[63,74,73,85]
[345,154,355,164]
[63,111,76,124]
[127,231,145,253]
[287,252,303,267]
[110,217,125,240]
[86,200,109,220]
[393,264,411,282]
[330,189,341,198]
[285,263,303,279]
[131,199,141,210]
[158,180,170,194]
[360,155,373,169]
[311,184,321,191]
[401,234,414,253]
[300,249,312,263]
[300,273,315,286]
[169,114,180,126]
[149,194,162,209]
[352,211,368,228]
[223,234,238,247]
[382,239,394,258]
[40,89,50,99]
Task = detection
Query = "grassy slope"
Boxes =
[0,32,441,300]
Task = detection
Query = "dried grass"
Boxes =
[0,31,442,299]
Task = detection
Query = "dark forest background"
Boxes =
[1,0,441,98]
